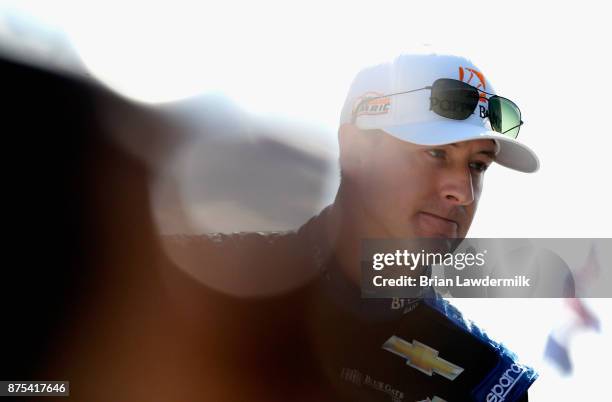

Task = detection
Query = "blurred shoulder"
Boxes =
[158,211,329,297]
[161,229,314,268]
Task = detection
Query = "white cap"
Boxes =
[339,53,539,173]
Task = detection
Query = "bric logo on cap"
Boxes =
[458,66,487,104]
[352,92,391,118]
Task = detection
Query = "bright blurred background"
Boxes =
[1,1,610,400]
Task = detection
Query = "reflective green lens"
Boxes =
[488,96,521,139]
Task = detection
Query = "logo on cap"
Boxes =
[353,92,391,118]
[459,66,487,104]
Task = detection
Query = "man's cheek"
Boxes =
[389,193,418,224]
[362,170,395,204]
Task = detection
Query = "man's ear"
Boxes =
[338,123,367,175]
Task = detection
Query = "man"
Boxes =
[163,53,539,401]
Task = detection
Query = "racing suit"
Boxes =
[162,207,535,402]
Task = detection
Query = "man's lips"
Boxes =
[415,212,459,237]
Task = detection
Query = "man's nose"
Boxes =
[440,167,475,206]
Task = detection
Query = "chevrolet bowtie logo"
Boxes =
[382,336,464,381]
[417,397,447,402]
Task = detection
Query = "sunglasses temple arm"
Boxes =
[501,120,524,135]
[384,86,431,98]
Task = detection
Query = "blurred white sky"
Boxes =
[4,0,608,236]
[1,1,610,400]
[451,297,612,401]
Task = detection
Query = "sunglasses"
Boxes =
[353,78,523,139]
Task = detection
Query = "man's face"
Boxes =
[344,129,496,239]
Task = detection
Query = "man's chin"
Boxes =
[412,227,458,239]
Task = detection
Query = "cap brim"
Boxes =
[381,120,540,173]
